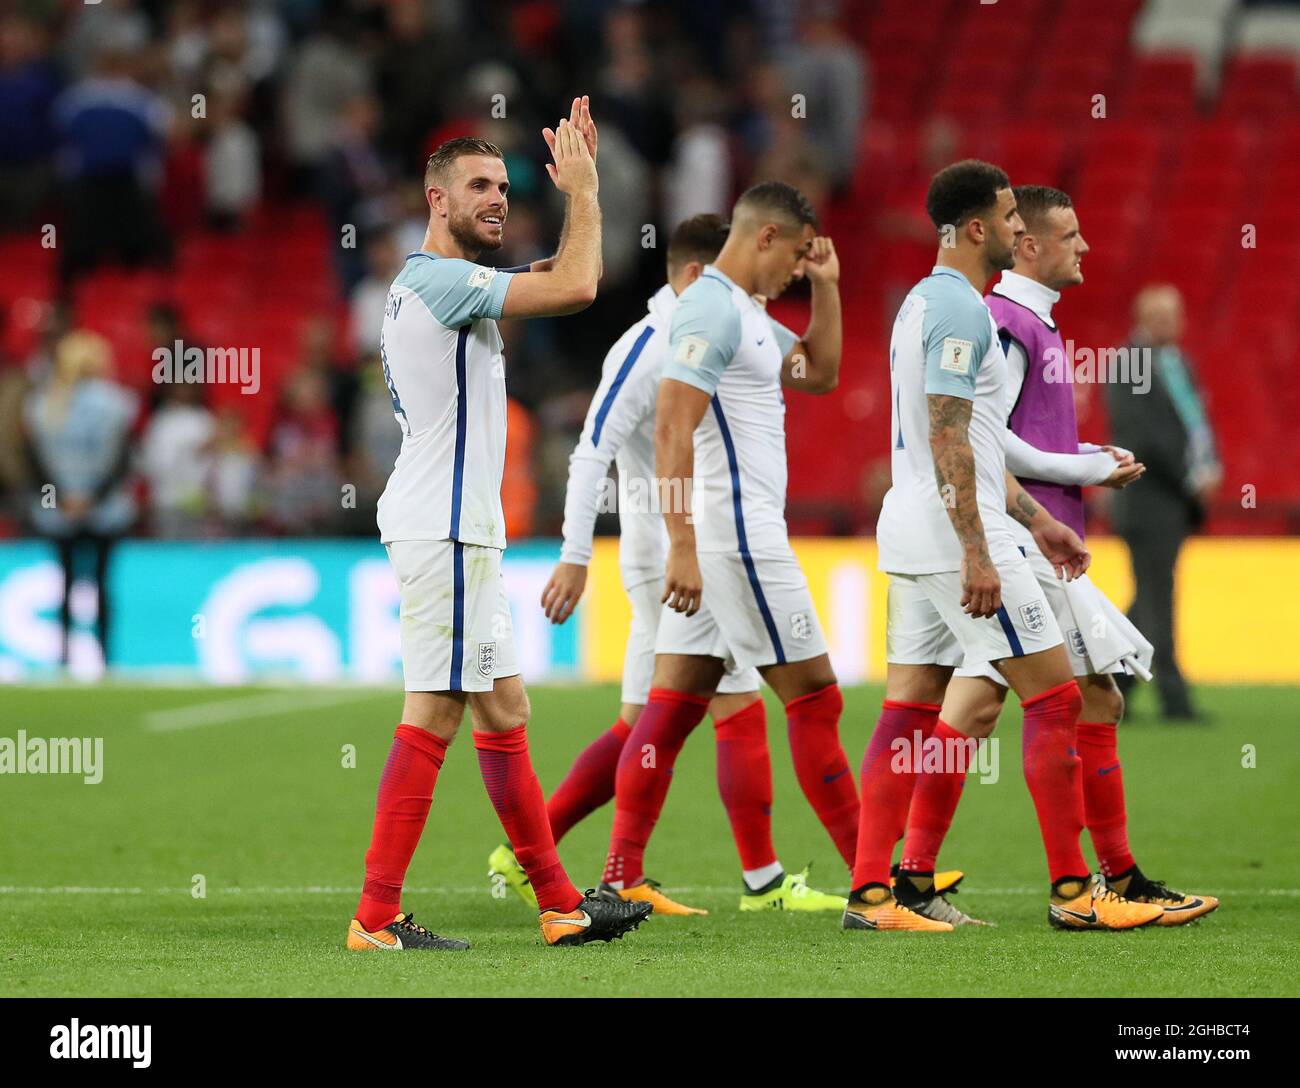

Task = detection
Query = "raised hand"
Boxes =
[804,235,839,284]
[567,94,597,164]
[542,117,597,196]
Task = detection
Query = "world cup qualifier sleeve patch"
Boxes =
[674,334,709,368]
[939,337,973,374]
[1019,601,1048,634]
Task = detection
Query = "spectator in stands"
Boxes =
[265,364,342,535]
[52,45,173,288]
[204,86,261,231]
[349,229,402,357]
[23,331,137,669]
[0,15,61,232]
[347,361,403,535]
[137,378,214,538]
[208,405,259,533]
[664,75,732,226]
[282,12,372,180]
[778,0,867,193]
[318,91,391,292]
[1107,285,1221,722]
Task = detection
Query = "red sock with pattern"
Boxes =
[474,724,582,914]
[1076,720,1135,877]
[899,720,972,872]
[356,724,448,931]
[852,701,939,889]
[786,683,859,868]
[603,689,709,887]
[713,698,777,871]
[1021,680,1089,882]
[545,719,632,844]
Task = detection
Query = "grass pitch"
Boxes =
[1,682,1295,997]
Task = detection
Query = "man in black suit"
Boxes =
[1106,285,1221,720]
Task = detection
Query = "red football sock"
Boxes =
[356,724,448,931]
[603,688,709,887]
[545,719,632,844]
[900,720,972,872]
[713,698,776,871]
[474,724,582,914]
[786,683,858,867]
[1076,720,1135,878]
[852,700,939,889]
[1021,680,1088,882]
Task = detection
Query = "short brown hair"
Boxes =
[424,137,504,187]
[1012,184,1073,235]
[666,214,729,271]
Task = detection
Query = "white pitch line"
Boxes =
[2,885,1296,897]
[141,688,391,732]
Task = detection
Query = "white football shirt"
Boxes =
[877,265,1018,574]
[661,265,800,557]
[375,252,516,548]
[560,284,677,588]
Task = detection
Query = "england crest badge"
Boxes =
[478,641,497,678]
[1019,601,1047,635]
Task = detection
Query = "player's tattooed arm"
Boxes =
[929,393,1000,618]
[655,379,712,616]
[1006,474,1044,530]
[781,236,841,394]
[928,394,987,556]
[1006,472,1091,580]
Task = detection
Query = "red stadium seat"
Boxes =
[1217,55,1300,118]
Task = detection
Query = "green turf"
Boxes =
[0,682,1295,997]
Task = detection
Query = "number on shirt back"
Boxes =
[380,331,410,435]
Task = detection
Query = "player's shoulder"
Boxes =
[394,252,495,293]
[673,273,742,334]
[915,271,993,338]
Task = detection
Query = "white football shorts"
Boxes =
[622,577,759,703]
[655,546,828,670]
[954,546,1120,683]
[885,547,1063,668]
[386,538,520,693]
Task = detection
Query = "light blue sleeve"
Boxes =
[660,280,741,396]
[767,316,800,358]
[408,257,515,327]
[921,288,992,401]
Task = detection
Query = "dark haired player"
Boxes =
[489,213,842,916]
[902,184,1217,926]
[595,181,860,910]
[346,98,652,951]
[846,160,1165,932]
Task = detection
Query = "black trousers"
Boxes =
[55,532,115,667]
[1118,521,1194,717]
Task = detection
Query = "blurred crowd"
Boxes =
[0,0,866,540]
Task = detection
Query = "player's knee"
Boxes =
[1084,677,1125,724]
[965,702,1001,739]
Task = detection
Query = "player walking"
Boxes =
[897,184,1218,926]
[847,160,1164,933]
[346,98,651,951]
[490,213,842,915]
[598,182,861,909]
